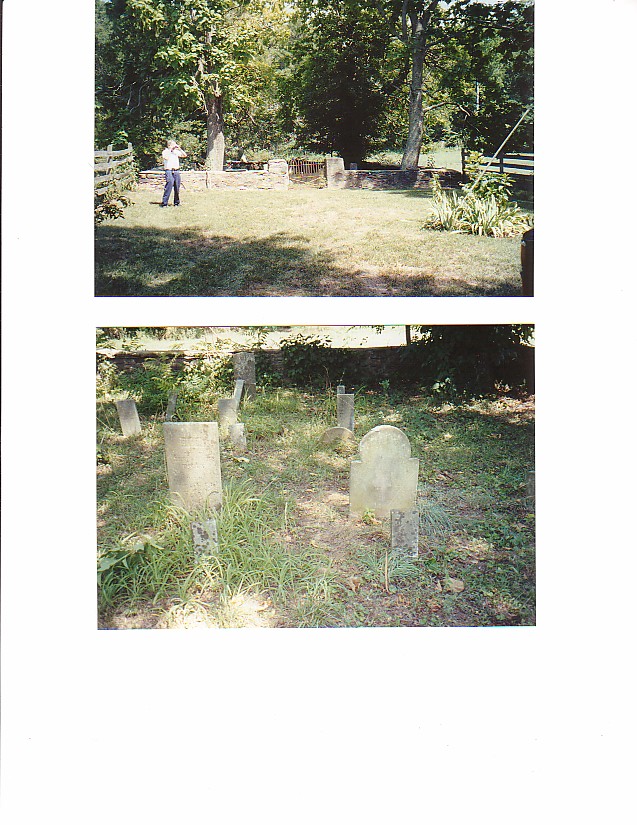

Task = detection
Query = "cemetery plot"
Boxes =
[97,383,535,629]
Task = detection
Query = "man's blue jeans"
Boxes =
[162,170,181,206]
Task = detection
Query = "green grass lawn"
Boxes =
[97,385,535,628]
[95,187,527,297]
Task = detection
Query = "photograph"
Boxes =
[96,324,535,629]
[94,0,534,297]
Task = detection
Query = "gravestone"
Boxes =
[115,399,141,437]
[391,509,419,559]
[165,393,178,421]
[337,393,355,431]
[233,352,256,400]
[228,423,247,450]
[337,385,346,395]
[163,422,222,512]
[319,427,356,446]
[232,379,245,409]
[217,398,238,434]
[191,518,218,557]
[349,425,419,519]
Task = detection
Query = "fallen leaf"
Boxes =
[346,576,362,593]
[426,599,441,611]
[445,577,465,594]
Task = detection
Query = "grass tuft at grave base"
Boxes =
[97,386,535,629]
[95,188,529,297]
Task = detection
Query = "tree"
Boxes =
[97,0,288,169]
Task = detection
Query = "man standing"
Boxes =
[161,140,187,207]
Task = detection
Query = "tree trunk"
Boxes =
[401,18,426,170]
[206,90,225,171]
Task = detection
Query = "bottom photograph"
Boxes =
[96,325,535,629]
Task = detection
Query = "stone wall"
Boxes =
[138,159,289,191]
[325,156,462,190]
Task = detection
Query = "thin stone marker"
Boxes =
[163,422,223,512]
[217,398,238,434]
[233,352,256,400]
[165,393,178,421]
[337,393,355,431]
[228,423,247,450]
[115,399,141,437]
[391,509,419,559]
[232,379,245,409]
[191,519,219,557]
[349,425,419,519]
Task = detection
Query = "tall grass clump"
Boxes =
[425,171,532,238]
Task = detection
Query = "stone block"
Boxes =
[337,393,355,431]
[228,423,247,450]
[163,422,222,512]
[391,509,419,559]
[319,427,357,446]
[349,425,419,519]
[115,399,141,437]
[217,399,238,435]
[191,519,218,557]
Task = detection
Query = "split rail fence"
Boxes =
[94,143,136,194]
[461,149,534,180]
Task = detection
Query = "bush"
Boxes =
[425,170,532,238]
[95,182,132,224]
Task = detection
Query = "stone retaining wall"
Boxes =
[325,157,462,190]
[138,159,289,191]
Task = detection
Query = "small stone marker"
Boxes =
[349,425,419,519]
[228,423,247,450]
[115,399,141,437]
[337,393,355,431]
[217,398,238,434]
[337,385,346,395]
[191,518,218,557]
[233,352,256,400]
[391,509,419,559]
[165,393,178,421]
[163,422,223,512]
[232,379,245,408]
[319,427,356,446]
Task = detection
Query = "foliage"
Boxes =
[425,173,532,238]
[94,183,132,224]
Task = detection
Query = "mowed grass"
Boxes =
[97,387,535,628]
[95,187,526,297]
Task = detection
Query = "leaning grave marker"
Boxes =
[115,399,141,437]
[163,422,223,512]
[217,398,238,435]
[349,425,419,519]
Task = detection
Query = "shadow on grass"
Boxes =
[95,225,521,298]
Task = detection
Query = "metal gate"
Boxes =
[288,158,327,187]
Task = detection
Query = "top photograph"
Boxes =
[94,0,534,298]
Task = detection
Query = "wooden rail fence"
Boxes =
[94,143,136,194]
[462,149,534,180]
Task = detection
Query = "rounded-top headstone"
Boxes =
[319,427,357,446]
[358,425,412,460]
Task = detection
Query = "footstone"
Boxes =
[319,427,356,446]
[217,398,238,434]
[163,422,223,512]
[233,352,256,400]
[165,393,178,421]
[337,393,355,431]
[191,519,218,557]
[232,379,245,408]
[115,399,141,437]
[228,423,247,450]
[391,509,419,559]
[349,425,419,519]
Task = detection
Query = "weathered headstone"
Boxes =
[336,385,346,395]
[165,393,178,421]
[163,422,223,512]
[337,393,355,431]
[228,423,247,450]
[349,425,419,519]
[115,399,141,437]
[232,379,245,409]
[319,427,357,446]
[233,352,256,400]
[391,509,419,559]
[191,518,218,557]
[217,398,238,434]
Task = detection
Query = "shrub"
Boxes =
[94,182,132,224]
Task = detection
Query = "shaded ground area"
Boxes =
[97,389,535,628]
[95,189,524,297]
